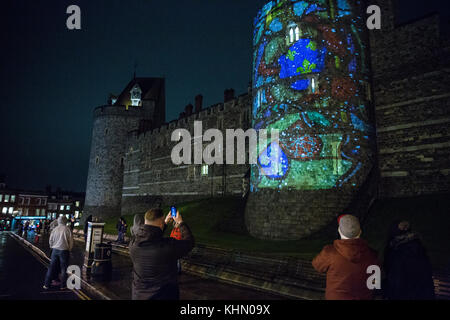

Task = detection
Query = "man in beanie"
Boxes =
[312,214,379,300]
[43,215,73,290]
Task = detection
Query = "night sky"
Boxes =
[0,0,449,192]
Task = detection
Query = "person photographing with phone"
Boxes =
[129,207,194,300]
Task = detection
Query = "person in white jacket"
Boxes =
[43,216,73,290]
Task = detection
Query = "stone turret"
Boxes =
[84,77,165,221]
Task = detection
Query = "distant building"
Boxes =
[47,192,84,220]
[0,183,84,221]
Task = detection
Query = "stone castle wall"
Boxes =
[120,94,252,216]
[84,106,142,220]
[369,1,450,197]
[84,0,450,236]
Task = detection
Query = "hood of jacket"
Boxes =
[389,231,420,249]
[58,216,67,226]
[133,224,164,245]
[131,214,145,237]
[333,238,371,263]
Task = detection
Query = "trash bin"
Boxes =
[91,243,112,281]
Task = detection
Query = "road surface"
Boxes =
[0,231,85,300]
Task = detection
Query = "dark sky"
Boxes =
[0,0,449,192]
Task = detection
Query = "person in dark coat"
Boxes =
[116,217,127,244]
[129,208,195,300]
[383,220,435,300]
[84,215,93,242]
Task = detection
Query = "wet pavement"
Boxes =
[13,230,285,300]
[0,231,80,300]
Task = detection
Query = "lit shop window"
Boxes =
[66,205,70,210]
[42,209,45,216]
[8,207,13,214]
[36,209,40,215]
[0,194,2,202]
[11,195,15,202]
[76,201,80,207]
[75,211,79,218]
[201,164,209,176]
[2,207,7,214]
[60,205,64,211]
[4,195,9,202]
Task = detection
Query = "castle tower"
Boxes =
[84,77,165,220]
[245,0,376,240]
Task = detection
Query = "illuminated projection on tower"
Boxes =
[245,0,376,240]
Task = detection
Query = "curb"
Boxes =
[73,230,325,300]
[9,232,113,301]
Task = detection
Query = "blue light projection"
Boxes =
[279,39,327,79]
[250,0,374,192]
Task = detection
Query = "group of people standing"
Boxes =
[312,214,435,300]
[39,208,435,300]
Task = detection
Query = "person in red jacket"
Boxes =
[312,214,379,300]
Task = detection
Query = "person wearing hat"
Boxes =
[312,214,379,300]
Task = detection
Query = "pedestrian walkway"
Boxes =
[0,231,80,300]
[15,230,286,300]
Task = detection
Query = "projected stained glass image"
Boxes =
[251,0,374,192]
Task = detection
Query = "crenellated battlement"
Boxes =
[93,105,143,118]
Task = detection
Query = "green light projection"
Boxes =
[251,0,373,192]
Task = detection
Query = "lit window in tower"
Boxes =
[130,83,142,106]
[201,164,208,176]
[310,75,319,94]
[289,28,294,43]
[295,26,300,41]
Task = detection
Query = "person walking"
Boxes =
[43,216,73,290]
[23,221,29,237]
[312,214,379,300]
[116,217,127,244]
[17,222,23,235]
[129,208,195,300]
[115,218,123,243]
[383,220,435,300]
[69,217,75,232]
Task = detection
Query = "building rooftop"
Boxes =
[114,77,164,107]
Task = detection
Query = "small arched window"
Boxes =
[295,26,300,41]
[289,28,295,43]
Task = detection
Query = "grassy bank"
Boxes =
[102,194,450,268]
